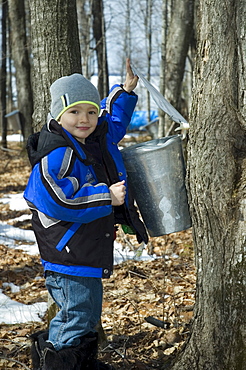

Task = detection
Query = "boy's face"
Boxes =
[59,103,99,143]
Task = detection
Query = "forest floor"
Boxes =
[0,139,196,369]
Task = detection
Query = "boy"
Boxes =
[24,59,148,370]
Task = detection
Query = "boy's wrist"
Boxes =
[121,84,133,94]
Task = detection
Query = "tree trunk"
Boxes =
[145,0,153,123]
[8,0,33,141]
[92,0,109,97]
[164,0,194,134]
[158,0,168,138]
[0,0,7,148]
[29,0,82,131]
[77,0,93,78]
[173,0,246,369]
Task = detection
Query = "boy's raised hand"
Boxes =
[109,180,126,206]
[123,58,139,93]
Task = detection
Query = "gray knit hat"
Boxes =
[50,73,101,120]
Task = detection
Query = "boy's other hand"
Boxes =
[123,58,139,93]
[109,180,126,206]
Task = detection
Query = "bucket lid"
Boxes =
[121,135,181,156]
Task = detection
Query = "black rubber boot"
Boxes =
[83,332,115,370]
[30,330,86,370]
[30,331,115,370]
[30,330,49,370]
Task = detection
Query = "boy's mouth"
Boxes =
[77,126,90,131]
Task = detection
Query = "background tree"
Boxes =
[8,0,33,141]
[92,0,109,97]
[159,0,194,137]
[0,0,7,148]
[77,0,93,78]
[173,0,246,368]
[144,0,153,122]
[29,0,82,131]
[158,0,168,138]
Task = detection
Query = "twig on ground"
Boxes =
[129,270,147,279]
[0,146,19,153]
[0,355,30,370]
[101,343,129,362]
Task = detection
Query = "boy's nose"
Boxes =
[79,113,89,122]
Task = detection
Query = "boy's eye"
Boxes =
[71,110,78,114]
[89,110,97,115]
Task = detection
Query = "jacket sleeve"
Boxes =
[24,147,112,224]
[100,84,138,143]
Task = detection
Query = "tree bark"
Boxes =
[77,0,94,78]
[8,0,33,141]
[0,0,7,148]
[158,0,168,138]
[164,0,194,134]
[173,0,246,369]
[29,0,82,131]
[92,0,109,97]
[144,0,153,123]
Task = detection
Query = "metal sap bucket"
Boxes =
[121,135,191,237]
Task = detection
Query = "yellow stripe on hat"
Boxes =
[56,100,100,121]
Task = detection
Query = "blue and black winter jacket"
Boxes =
[24,85,148,278]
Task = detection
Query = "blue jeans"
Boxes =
[45,271,103,351]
